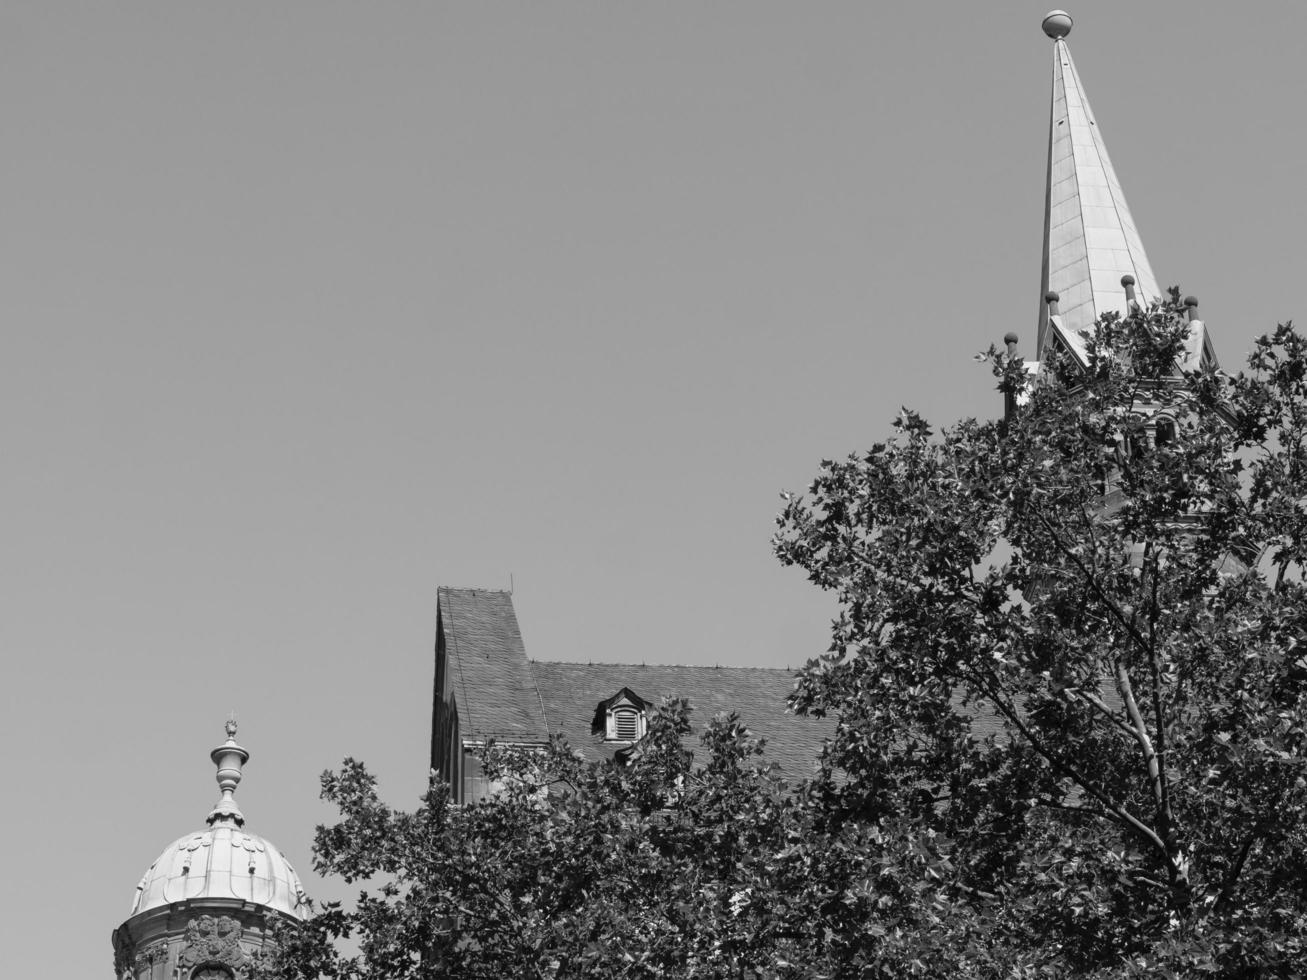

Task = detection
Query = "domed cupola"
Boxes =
[111,722,308,980]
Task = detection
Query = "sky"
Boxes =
[3,2,1305,975]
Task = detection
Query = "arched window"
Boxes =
[1154,417,1177,447]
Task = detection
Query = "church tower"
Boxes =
[1015,11,1247,573]
[1031,10,1217,374]
[111,723,308,980]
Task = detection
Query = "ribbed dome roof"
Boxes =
[131,824,308,919]
[128,721,308,921]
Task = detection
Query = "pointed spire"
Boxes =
[1036,11,1163,365]
[206,716,249,827]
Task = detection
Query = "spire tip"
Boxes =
[1042,10,1073,39]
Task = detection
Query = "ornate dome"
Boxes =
[128,721,309,921]
[131,824,308,920]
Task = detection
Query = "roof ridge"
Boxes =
[442,597,475,739]
[530,659,798,672]
[526,659,551,739]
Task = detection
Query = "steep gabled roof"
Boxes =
[529,661,830,779]
[437,587,550,742]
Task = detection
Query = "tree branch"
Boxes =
[1113,661,1164,815]
[1143,549,1175,861]
[1032,509,1155,659]
[1115,648,1187,894]
[1032,797,1121,825]
[969,675,1170,860]
[1214,825,1262,915]
[1033,508,1187,888]
[1064,685,1144,746]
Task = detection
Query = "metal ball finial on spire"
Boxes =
[207,717,249,827]
[1042,10,1073,39]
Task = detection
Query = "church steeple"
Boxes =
[1036,11,1172,367]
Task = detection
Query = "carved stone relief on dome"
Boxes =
[180,915,245,972]
[132,944,168,975]
[233,832,266,872]
[178,833,213,873]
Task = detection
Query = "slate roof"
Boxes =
[438,587,549,742]
[436,589,1074,788]
[529,661,830,780]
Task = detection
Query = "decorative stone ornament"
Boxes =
[134,946,167,970]
[180,915,246,972]
[208,718,249,827]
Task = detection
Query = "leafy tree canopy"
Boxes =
[775,296,1307,975]
[260,297,1307,978]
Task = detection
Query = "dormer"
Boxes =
[591,688,649,743]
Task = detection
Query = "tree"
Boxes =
[773,295,1307,975]
[256,701,1013,979]
[262,297,1307,978]
[255,702,790,980]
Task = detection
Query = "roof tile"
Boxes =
[438,587,549,741]
[529,661,830,779]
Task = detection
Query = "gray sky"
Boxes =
[3,3,1304,974]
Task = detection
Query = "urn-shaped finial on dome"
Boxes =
[208,716,249,827]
